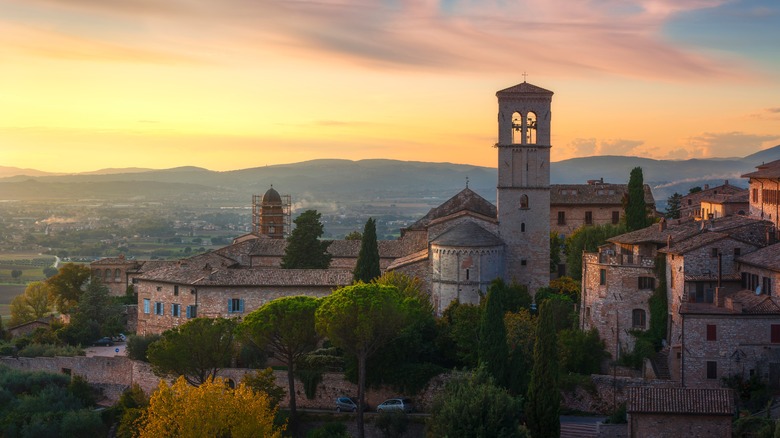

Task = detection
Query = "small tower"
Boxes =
[252,186,291,239]
[495,81,553,294]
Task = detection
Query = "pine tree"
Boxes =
[625,167,649,231]
[665,192,682,219]
[479,279,509,388]
[281,210,332,269]
[353,218,380,283]
[526,300,560,438]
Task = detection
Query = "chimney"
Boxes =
[667,235,673,248]
[725,180,729,186]
[715,286,723,307]
[659,217,667,231]
[704,184,710,190]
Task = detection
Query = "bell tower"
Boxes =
[495,81,553,294]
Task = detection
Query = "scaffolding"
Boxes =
[252,193,291,238]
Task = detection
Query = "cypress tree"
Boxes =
[281,210,332,269]
[625,167,649,231]
[526,300,560,438]
[353,218,380,283]
[478,279,509,388]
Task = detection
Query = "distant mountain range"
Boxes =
[2,146,779,208]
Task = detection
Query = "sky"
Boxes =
[1,0,779,173]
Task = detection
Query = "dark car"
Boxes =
[335,396,369,412]
[92,337,114,347]
[376,398,414,413]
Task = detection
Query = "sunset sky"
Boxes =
[1,0,779,173]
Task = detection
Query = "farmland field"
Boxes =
[0,252,55,319]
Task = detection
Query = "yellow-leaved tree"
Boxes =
[136,376,284,438]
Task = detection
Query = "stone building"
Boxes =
[679,180,743,220]
[112,81,556,334]
[699,191,748,220]
[550,179,655,237]
[743,159,780,232]
[626,387,733,438]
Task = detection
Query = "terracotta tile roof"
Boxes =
[608,219,700,245]
[407,188,497,230]
[701,190,749,205]
[681,290,780,315]
[327,240,408,259]
[660,232,729,255]
[742,159,780,179]
[550,183,654,206]
[496,82,554,96]
[613,215,769,247]
[431,221,503,247]
[737,243,780,272]
[91,256,138,266]
[387,249,429,271]
[627,387,733,415]
[193,268,353,287]
[248,238,287,257]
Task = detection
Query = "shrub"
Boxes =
[125,334,161,362]
[306,422,350,438]
[17,343,84,357]
[375,410,408,438]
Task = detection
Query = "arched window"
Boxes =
[632,309,646,329]
[511,112,523,144]
[520,194,529,209]
[104,269,111,282]
[526,112,537,144]
[115,268,121,281]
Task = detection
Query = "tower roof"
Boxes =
[262,186,282,204]
[431,221,503,247]
[496,82,554,97]
[406,188,496,230]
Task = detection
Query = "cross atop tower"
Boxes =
[522,72,528,82]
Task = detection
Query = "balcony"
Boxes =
[592,252,655,268]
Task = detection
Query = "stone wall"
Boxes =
[561,375,677,414]
[550,205,622,237]
[628,413,731,438]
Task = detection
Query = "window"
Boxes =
[599,269,606,285]
[171,303,180,317]
[711,248,718,258]
[706,324,717,341]
[465,269,470,280]
[693,283,714,303]
[585,211,593,225]
[174,285,179,296]
[744,273,760,291]
[585,306,591,320]
[186,305,197,319]
[734,247,741,257]
[520,259,527,266]
[520,194,529,209]
[154,302,164,316]
[753,188,759,203]
[228,298,244,314]
[772,325,780,343]
[114,268,121,281]
[521,223,526,232]
[143,299,150,314]
[612,211,620,225]
[638,277,655,290]
[706,361,717,379]
[763,277,773,295]
[557,211,566,225]
[632,309,646,329]
[156,286,162,292]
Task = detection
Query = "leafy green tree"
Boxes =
[344,230,363,240]
[505,309,536,396]
[43,266,58,278]
[550,232,564,273]
[46,262,92,314]
[241,368,286,410]
[625,167,650,231]
[479,280,509,388]
[526,300,561,438]
[126,333,161,362]
[564,223,626,280]
[428,368,526,438]
[316,283,406,438]
[281,210,332,269]
[688,186,702,194]
[664,192,683,219]
[10,269,22,279]
[147,317,237,386]
[353,217,380,283]
[439,300,482,368]
[558,328,608,375]
[58,279,123,345]
[240,296,320,428]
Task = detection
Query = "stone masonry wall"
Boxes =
[550,205,622,237]
[628,413,731,438]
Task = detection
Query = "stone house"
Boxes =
[679,180,744,220]
[743,159,780,232]
[626,387,733,438]
[699,191,749,220]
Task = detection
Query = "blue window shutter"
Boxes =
[186,306,191,318]
[227,298,232,313]
[239,299,244,313]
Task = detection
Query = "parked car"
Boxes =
[335,396,368,412]
[376,398,414,413]
[92,337,114,347]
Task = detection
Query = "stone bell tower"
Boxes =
[495,81,553,295]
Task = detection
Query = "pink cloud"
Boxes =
[0,0,753,80]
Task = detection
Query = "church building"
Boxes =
[94,81,557,333]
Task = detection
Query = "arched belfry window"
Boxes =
[511,112,523,144]
[526,112,537,144]
[520,194,529,209]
